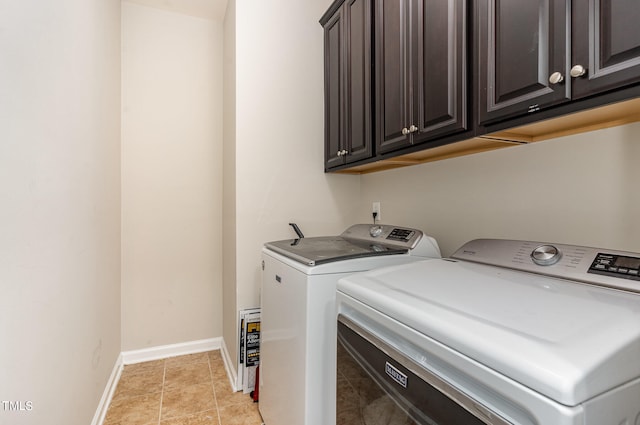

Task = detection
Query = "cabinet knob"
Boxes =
[548,72,564,85]
[409,125,418,133]
[402,127,410,136]
[342,149,349,155]
[570,65,587,78]
[337,150,342,157]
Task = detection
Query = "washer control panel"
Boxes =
[341,224,423,250]
[589,253,640,281]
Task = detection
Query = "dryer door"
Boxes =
[336,316,511,425]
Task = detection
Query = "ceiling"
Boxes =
[124,0,229,21]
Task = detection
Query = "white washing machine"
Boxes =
[336,238,640,424]
[259,224,441,425]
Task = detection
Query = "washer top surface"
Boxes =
[265,236,407,266]
[337,239,640,407]
[264,224,430,266]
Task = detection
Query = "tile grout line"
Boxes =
[209,354,223,425]
[157,360,166,425]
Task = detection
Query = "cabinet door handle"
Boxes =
[402,127,410,135]
[337,150,342,157]
[549,72,564,84]
[570,65,587,78]
[409,125,418,133]
[341,149,349,156]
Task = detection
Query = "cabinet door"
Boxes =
[477,0,570,125]
[411,0,468,144]
[344,0,373,163]
[323,10,345,169]
[572,0,640,99]
[375,0,411,153]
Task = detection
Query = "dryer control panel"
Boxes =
[451,239,640,294]
[589,253,640,280]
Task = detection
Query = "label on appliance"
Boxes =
[385,362,408,388]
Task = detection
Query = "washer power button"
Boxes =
[531,245,562,266]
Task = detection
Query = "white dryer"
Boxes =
[336,239,640,425]
[259,224,441,425]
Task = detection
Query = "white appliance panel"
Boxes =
[260,251,308,425]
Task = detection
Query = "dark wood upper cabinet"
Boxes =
[571,0,640,99]
[376,0,468,154]
[320,0,640,173]
[478,0,640,126]
[477,0,571,125]
[321,0,373,170]
[323,10,344,170]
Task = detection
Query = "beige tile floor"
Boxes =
[104,350,263,425]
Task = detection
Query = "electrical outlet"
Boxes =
[372,202,381,222]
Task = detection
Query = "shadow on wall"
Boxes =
[618,123,640,252]
[359,122,640,256]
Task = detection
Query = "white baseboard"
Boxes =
[91,353,123,425]
[220,338,239,392]
[121,337,221,365]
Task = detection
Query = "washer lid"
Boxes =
[265,236,407,266]
[337,258,640,406]
[264,224,428,266]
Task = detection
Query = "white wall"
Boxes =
[222,0,362,370]
[359,123,640,256]
[121,2,224,350]
[234,0,363,306]
[0,1,122,424]
[222,0,239,366]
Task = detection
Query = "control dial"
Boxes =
[531,245,562,266]
[369,225,383,238]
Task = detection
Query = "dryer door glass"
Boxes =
[336,320,495,425]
